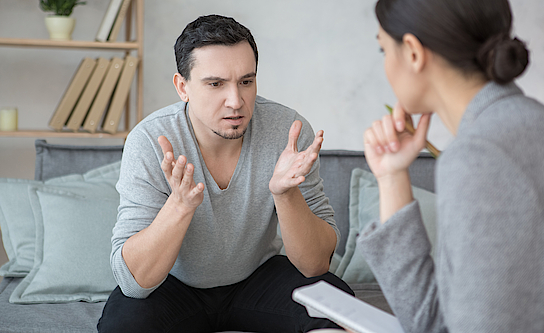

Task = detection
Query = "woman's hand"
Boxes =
[364,103,431,180]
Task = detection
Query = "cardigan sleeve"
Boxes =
[357,200,445,333]
[358,137,544,333]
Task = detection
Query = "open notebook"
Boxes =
[293,281,405,333]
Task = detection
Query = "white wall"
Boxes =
[1,0,542,179]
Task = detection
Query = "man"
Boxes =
[98,14,352,333]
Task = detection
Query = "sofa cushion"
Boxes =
[9,162,120,304]
[334,168,437,283]
[0,162,121,279]
[0,179,42,277]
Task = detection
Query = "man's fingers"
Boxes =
[287,120,302,152]
[194,182,205,193]
[171,155,187,184]
[158,136,174,159]
[308,130,324,154]
[181,163,195,188]
[159,136,175,176]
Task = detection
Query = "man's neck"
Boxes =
[186,108,244,190]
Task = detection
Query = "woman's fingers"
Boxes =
[364,127,382,156]
[382,115,399,152]
[414,113,432,149]
[393,102,406,132]
[371,115,399,154]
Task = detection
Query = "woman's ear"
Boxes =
[402,33,426,73]
[173,73,189,102]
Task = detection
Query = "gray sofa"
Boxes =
[0,139,436,332]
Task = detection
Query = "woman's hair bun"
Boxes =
[477,33,530,84]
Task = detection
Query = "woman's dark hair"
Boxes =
[375,0,529,84]
[174,14,258,80]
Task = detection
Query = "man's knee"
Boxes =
[97,287,162,333]
[311,271,354,296]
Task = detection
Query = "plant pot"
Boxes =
[45,16,76,41]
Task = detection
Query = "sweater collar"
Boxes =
[458,82,523,134]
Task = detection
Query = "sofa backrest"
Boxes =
[34,140,124,181]
[319,150,435,255]
[34,140,436,256]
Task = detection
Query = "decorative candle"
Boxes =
[0,107,18,131]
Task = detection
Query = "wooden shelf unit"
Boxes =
[0,0,144,139]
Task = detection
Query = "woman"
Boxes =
[358,0,544,332]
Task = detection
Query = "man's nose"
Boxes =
[224,85,243,110]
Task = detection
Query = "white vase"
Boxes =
[45,16,76,41]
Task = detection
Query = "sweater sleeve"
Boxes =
[295,115,340,248]
[110,128,170,299]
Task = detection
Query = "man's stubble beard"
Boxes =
[212,125,247,140]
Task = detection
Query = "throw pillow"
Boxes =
[0,179,42,277]
[9,184,119,304]
[0,161,120,278]
[334,168,437,283]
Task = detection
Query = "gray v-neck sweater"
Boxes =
[358,82,544,332]
[110,96,338,298]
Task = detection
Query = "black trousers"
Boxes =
[97,255,353,333]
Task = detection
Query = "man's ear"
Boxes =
[173,73,189,102]
[402,33,426,73]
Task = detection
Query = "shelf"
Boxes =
[0,37,139,51]
[0,130,128,139]
[0,0,144,140]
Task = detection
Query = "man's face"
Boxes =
[176,41,257,142]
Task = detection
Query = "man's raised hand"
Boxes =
[158,136,205,210]
[269,120,323,196]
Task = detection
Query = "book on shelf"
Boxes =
[48,57,97,131]
[66,57,111,132]
[293,281,405,333]
[95,0,124,42]
[102,55,139,134]
[107,0,133,42]
[82,57,125,133]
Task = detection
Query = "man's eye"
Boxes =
[241,80,253,86]
[210,82,222,87]
[379,47,384,54]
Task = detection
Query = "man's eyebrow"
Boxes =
[201,72,256,82]
[201,76,227,82]
[240,72,256,79]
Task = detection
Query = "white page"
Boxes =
[293,281,405,333]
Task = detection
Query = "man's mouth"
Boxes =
[223,116,244,126]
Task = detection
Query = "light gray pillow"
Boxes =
[0,161,120,279]
[334,168,437,283]
[9,182,119,304]
[0,179,42,277]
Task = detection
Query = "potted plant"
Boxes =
[40,0,86,40]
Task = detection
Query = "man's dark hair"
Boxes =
[376,0,529,83]
[174,14,259,80]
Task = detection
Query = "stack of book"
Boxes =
[49,55,139,134]
[48,0,137,134]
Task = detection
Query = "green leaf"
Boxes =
[39,0,86,16]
